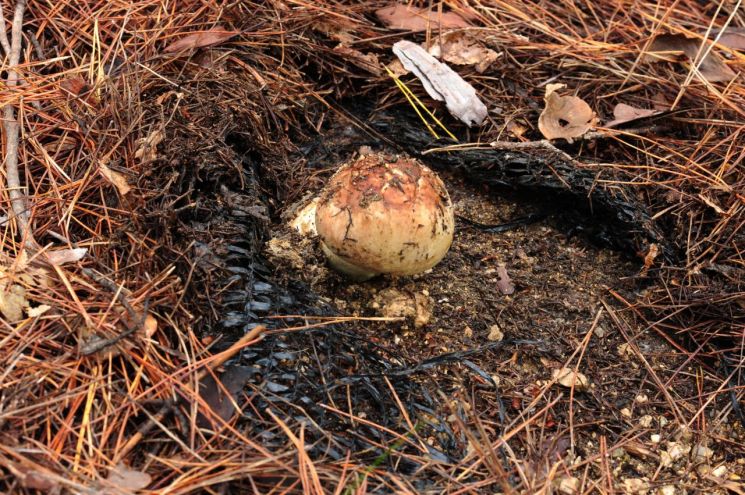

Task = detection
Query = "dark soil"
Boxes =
[256,154,745,489]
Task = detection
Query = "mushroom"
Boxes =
[312,153,454,281]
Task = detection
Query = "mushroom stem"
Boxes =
[320,242,378,281]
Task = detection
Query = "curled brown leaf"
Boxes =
[496,263,515,295]
[538,84,597,142]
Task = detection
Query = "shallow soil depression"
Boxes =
[258,159,740,486]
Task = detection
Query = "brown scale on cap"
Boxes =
[315,153,454,280]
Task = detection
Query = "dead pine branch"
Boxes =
[1,0,34,247]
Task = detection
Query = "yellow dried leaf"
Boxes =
[27,304,51,318]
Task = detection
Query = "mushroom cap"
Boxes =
[315,154,454,278]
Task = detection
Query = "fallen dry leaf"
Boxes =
[119,310,159,340]
[333,45,383,76]
[0,275,29,322]
[496,263,515,295]
[134,128,165,163]
[142,313,158,338]
[645,34,736,82]
[426,31,500,73]
[393,40,487,126]
[80,307,159,357]
[538,84,597,142]
[45,247,87,266]
[552,368,589,391]
[713,26,745,51]
[105,463,151,494]
[60,76,89,97]
[99,161,131,196]
[313,21,356,45]
[386,59,408,77]
[164,26,239,53]
[0,253,49,322]
[13,464,59,492]
[605,103,661,128]
[376,4,469,32]
[27,304,51,318]
[651,92,670,111]
[505,119,528,139]
[197,366,253,428]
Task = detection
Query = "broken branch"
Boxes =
[1,0,34,247]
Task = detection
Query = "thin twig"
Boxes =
[0,4,11,55]
[25,29,43,61]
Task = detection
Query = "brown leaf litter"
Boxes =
[196,366,254,428]
[426,31,501,73]
[645,33,736,82]
[713,26,745,51]
[164,26,240,53]
[333,45,383,76]
[0,252,49,322]
[376,4,469,32]
[604,102,662,128]
[538,83,597,142]
[495,263,515,295]
[104,463,151,494]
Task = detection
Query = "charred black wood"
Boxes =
[312,103,672,263]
